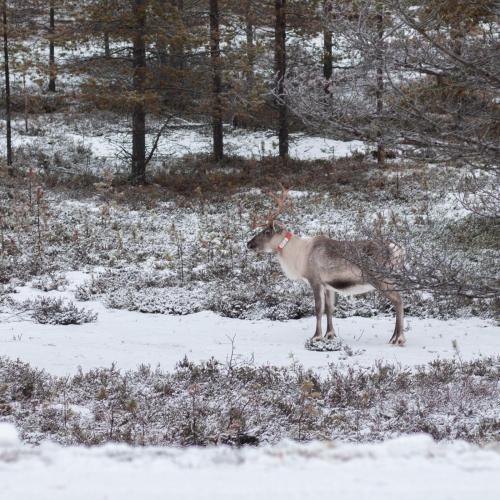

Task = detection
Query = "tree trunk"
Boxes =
[156,35,167,66]
[2,0,12,173]
[48,2,56,92]
[323,29,332,79]
[274,0,288,159]
[450,26,464,129]
[23,73,29,133]
[375,3,385,165]
[245,0,255,90]
[131,0,147,183]
[156,0,168,65]
[170,0,185,70]
[209,0,223,161]
[104,31,110,58]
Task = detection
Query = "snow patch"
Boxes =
[0,423,19,447]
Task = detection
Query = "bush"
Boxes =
[0,356,498,446]
[206,278,312,320]
[105,286,205,315]
[31,274,68,292]
[24,297,97,325]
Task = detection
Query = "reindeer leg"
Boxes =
[380,286,405,346]
[324,288,336,340]
[311,283,325,340]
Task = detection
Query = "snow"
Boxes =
[1,272,498,376]
[1,424,499,500]
[0,423,20,448]
[5,23,497,500]
[11,117,366,164]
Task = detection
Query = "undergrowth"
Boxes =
[0,162,497,321]
[0,356,498,446]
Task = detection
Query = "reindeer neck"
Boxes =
[276,231,294,252]
[275,233,309,281]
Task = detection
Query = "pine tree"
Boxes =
[209,0,223,161]
[274,0,288,160]
[130,0,147,182]
[2,0,12,172]
[70,0,196,182]
[48,0,56,92]
[1,0,37,173]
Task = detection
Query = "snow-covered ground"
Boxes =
[4,27,497,500]
[11,117,366,163]
[1,422,499,500]
[1,272,498,376]
[0,174,497,499]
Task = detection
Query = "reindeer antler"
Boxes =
[252,184,291,229]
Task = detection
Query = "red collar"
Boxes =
[277,231,293,252]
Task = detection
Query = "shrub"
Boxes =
[0,356,498,446]
[24,297,97,325]
[31,274,68,292]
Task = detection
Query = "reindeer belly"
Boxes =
[326,280,375,296]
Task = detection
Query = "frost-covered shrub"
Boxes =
[0,356,498,446]
[24,297,97,325]
[77,267,314,320]
[0,284,16,310]
[105,287,205,315]
[31,274,68,292]
[13,140,99,178]
[75,268,176,301]
[206,278,312,320]
[0,360,52,415]
[76,269,205,315]
[74,277,104,301]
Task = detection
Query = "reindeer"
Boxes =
[247,188,406,345]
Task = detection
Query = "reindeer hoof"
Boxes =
[389,333,406,346]
[325,331,336,340]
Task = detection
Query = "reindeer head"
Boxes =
[247,186,290,253]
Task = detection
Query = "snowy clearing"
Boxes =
[11,116,366,165]
[1,423,500,500]
[0,272,498,376]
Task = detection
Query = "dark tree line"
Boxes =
[2,0,326,180]
[1,0,498,182]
